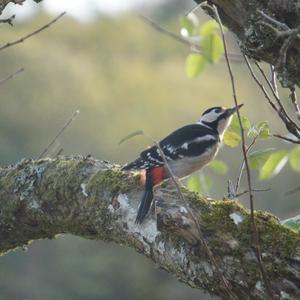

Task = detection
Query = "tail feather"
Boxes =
[135,189,153,224]
[135,169,154,224]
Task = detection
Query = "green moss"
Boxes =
[243,211,300,258]
[86,167,139,195]
[201,200,247,233]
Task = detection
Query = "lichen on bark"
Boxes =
[0,156,299,299]
[195,0,300,87]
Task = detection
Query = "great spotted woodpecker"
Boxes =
[122,105,243,224]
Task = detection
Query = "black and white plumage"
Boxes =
[122,105,243,224]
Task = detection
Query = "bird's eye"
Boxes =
[214,108,221,113]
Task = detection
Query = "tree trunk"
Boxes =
[194,0,300,88]
[0,156,299,299]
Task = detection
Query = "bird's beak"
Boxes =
[227,104,244,116]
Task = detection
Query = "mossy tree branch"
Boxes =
[194,0,300,88]
[0,156,299,299]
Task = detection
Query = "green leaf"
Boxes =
[289,146,300,172]
[259,150,288,180]
[200,20,219,36]
[209,159,228,174]
[248,148,276,170]
[187,175,201,193]
[201,33,224,64]
[230,114,251,132]
[119,130,144,145]
[186,54,206,79]
[257,121,270,139]
[180,16,196,36]
[247,126,259,138]
[223,130,241,147]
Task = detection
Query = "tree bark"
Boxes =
[194,0,300,88]
[0,156,299,299]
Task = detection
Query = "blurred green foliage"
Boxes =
[0,11,299,300]
[182,17,224,78]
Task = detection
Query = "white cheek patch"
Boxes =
[200,110,222,123]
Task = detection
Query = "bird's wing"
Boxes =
[160,124,218,159]
[122,124,218,171]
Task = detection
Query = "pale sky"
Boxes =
[2,0,166,22]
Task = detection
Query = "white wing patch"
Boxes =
[180,135,216,150]
[182,142,189,149]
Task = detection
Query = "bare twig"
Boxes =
[289,87,300,121]
[185,3,201,16]
[0,12,66,52]
[258,10,300,71]
[0,14,15,26]
[38,110,80,159]
[235,135,258,194]
[0,67,24,85]
[258,10,289,31]
[270,65,279,98]
[235,188,271,198]
[273,134,300,144]
[285,186,300,196]
[244,56,278,113]
[255,62,300,139]
[55,148,64,157]
[140,15,243,63]
[207,4,275,299]
[245,57,300,141]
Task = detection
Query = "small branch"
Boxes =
[0,67,24,85]
[258,10,289,31]
[273,134,300,144]
[244,56,278,113]
[235,188,271,198]
[38,110,80,159]
[258,10,300,72]
[0,12,66,52]
[235,136,258,195]
[140,15,243,63]
[270,65,279,98]
[0,14,15,26]
[255,62,300,139]
[184,3,201,17]
[289,87,300,121]
[285,186,300,196]
[207,4,275,298]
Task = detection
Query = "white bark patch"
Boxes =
[117,194,160,251]
[157,241,165,254]
[108,204,114,213]
[202,262,213,277]
[229,212,244,225]
[29,199,39,209]
[255,281,263,292]
[180,206,188,214]
[280,291,290,299]
[80,183,88,197]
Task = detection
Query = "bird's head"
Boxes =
[199,104,243,137]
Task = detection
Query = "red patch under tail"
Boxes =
[151,166,167,186]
